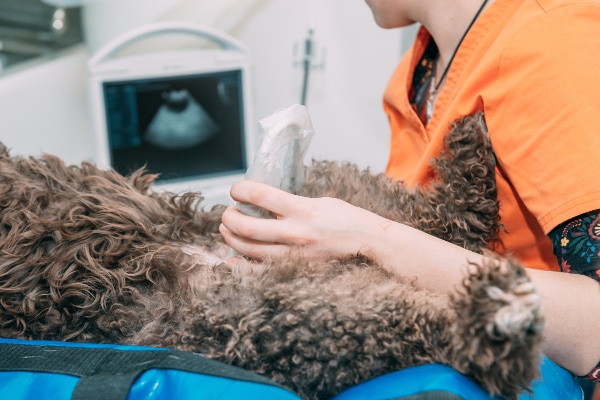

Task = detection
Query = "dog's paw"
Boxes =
[449,257,544,400]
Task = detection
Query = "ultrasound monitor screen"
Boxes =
[103,69,247,182]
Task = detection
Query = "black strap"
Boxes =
[394,392,465,400]
[0,342,285,400]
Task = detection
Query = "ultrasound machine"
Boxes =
[87,21,256,206]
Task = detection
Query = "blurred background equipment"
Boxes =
[0,0,82,71]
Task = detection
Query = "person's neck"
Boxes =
[422,0,494,83]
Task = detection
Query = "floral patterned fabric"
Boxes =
[549,210,600,283]
[549,210,600,382]
[409,39,437,124]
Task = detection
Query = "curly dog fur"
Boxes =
[0,113,543,400]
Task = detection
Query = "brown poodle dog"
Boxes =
[0,113,543,400]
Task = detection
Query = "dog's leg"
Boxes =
[426,112,500,252]
[447,257,544,400]
[298,113,499,253]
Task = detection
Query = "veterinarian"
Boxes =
[220,0,600,393]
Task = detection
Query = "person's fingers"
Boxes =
[230,181,298,216]
[219,222,294,260]
[221,205,296,244]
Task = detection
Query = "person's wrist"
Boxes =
[355,211,396,267]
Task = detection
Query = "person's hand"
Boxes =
[219,180,381,261]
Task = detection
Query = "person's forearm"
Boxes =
[364,216,600,376]
[363,216,476,295]
[527,269,600,376]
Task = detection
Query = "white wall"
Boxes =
[1,0,407,174]
[0,47,95,165]
[235,0,402,171]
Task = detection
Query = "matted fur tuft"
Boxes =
[0,113,543,400]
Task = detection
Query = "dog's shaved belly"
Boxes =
[181,243,232,266]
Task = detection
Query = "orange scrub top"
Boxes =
[384,0,600,271]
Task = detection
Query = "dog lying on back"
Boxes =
[0,113,543,400]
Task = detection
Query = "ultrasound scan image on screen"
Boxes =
[103,69,247,183]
